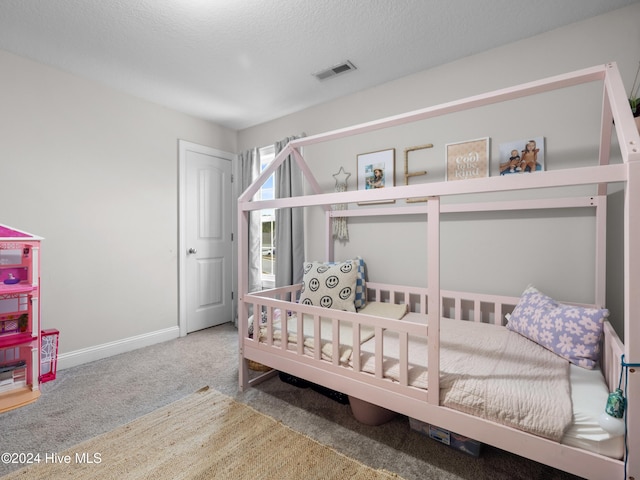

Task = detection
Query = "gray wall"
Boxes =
[238,4,640,338]
[0,49,237,362]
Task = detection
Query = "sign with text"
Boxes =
[445,137,490,181]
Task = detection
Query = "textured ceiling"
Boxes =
[0,0,637,130]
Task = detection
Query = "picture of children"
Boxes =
[357,148,395,195]
[499,149,521,175]
[366,167,385,189]
[519,140,540,173]
[498,137,544,176]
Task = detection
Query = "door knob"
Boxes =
[188,248,197,254]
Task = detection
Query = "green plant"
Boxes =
[18,314,28,332]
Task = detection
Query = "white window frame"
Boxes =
[258,145,276,288]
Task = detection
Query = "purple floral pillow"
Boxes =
[506,286,608,369]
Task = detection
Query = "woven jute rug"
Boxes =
[2,386,403,480]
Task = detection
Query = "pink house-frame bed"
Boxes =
[237,63,639,480]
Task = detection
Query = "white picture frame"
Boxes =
[356,148,396,204]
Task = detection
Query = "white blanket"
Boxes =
[357,316,572,441]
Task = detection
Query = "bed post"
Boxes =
[426,196,440,405]
[238,205,250,391]
[325,210,334,262]
[594,195,607,308]
[625,160,640,479]
[606,61,640,479]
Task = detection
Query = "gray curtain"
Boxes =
[239,148,261,298]
[274,136,305,289]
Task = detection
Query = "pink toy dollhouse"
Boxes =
[0,224,43,413]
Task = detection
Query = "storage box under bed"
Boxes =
[409,417,482,457]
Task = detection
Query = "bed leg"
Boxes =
[239,354,250,392]
[626,364,639,479]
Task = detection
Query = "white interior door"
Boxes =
[179,141,234,334]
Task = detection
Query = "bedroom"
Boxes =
[0,1,639,478]
[0,1,636,369]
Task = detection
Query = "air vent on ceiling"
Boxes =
[313,60,357,80]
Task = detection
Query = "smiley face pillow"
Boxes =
[299,260,358,312]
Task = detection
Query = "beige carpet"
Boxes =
[2,386,404,480]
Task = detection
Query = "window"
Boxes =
[258,146,276,288]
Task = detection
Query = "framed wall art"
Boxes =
[357,148,395,190]
[445,137,490,181]
[356,148,395,205]
[498,136,545,175]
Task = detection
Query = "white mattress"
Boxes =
[563,364,624,459]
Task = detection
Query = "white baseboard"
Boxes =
[56,326,181,371]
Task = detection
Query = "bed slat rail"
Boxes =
[364,283,523,324]
[244,285,610,390]
[440,290,520,325]
[602,321,625,392]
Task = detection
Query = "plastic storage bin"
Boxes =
[409,418,482,457]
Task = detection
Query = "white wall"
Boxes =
[239,4,640,337]
[0,49,237,366]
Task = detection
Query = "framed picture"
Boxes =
[498,136,545,175]
[445,137,490,181]
[357,147,395,190]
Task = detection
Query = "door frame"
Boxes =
[178,140,236,337]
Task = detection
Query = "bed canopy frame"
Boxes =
[237,62,640,480]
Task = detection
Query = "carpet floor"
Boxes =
[0,323,583,479]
